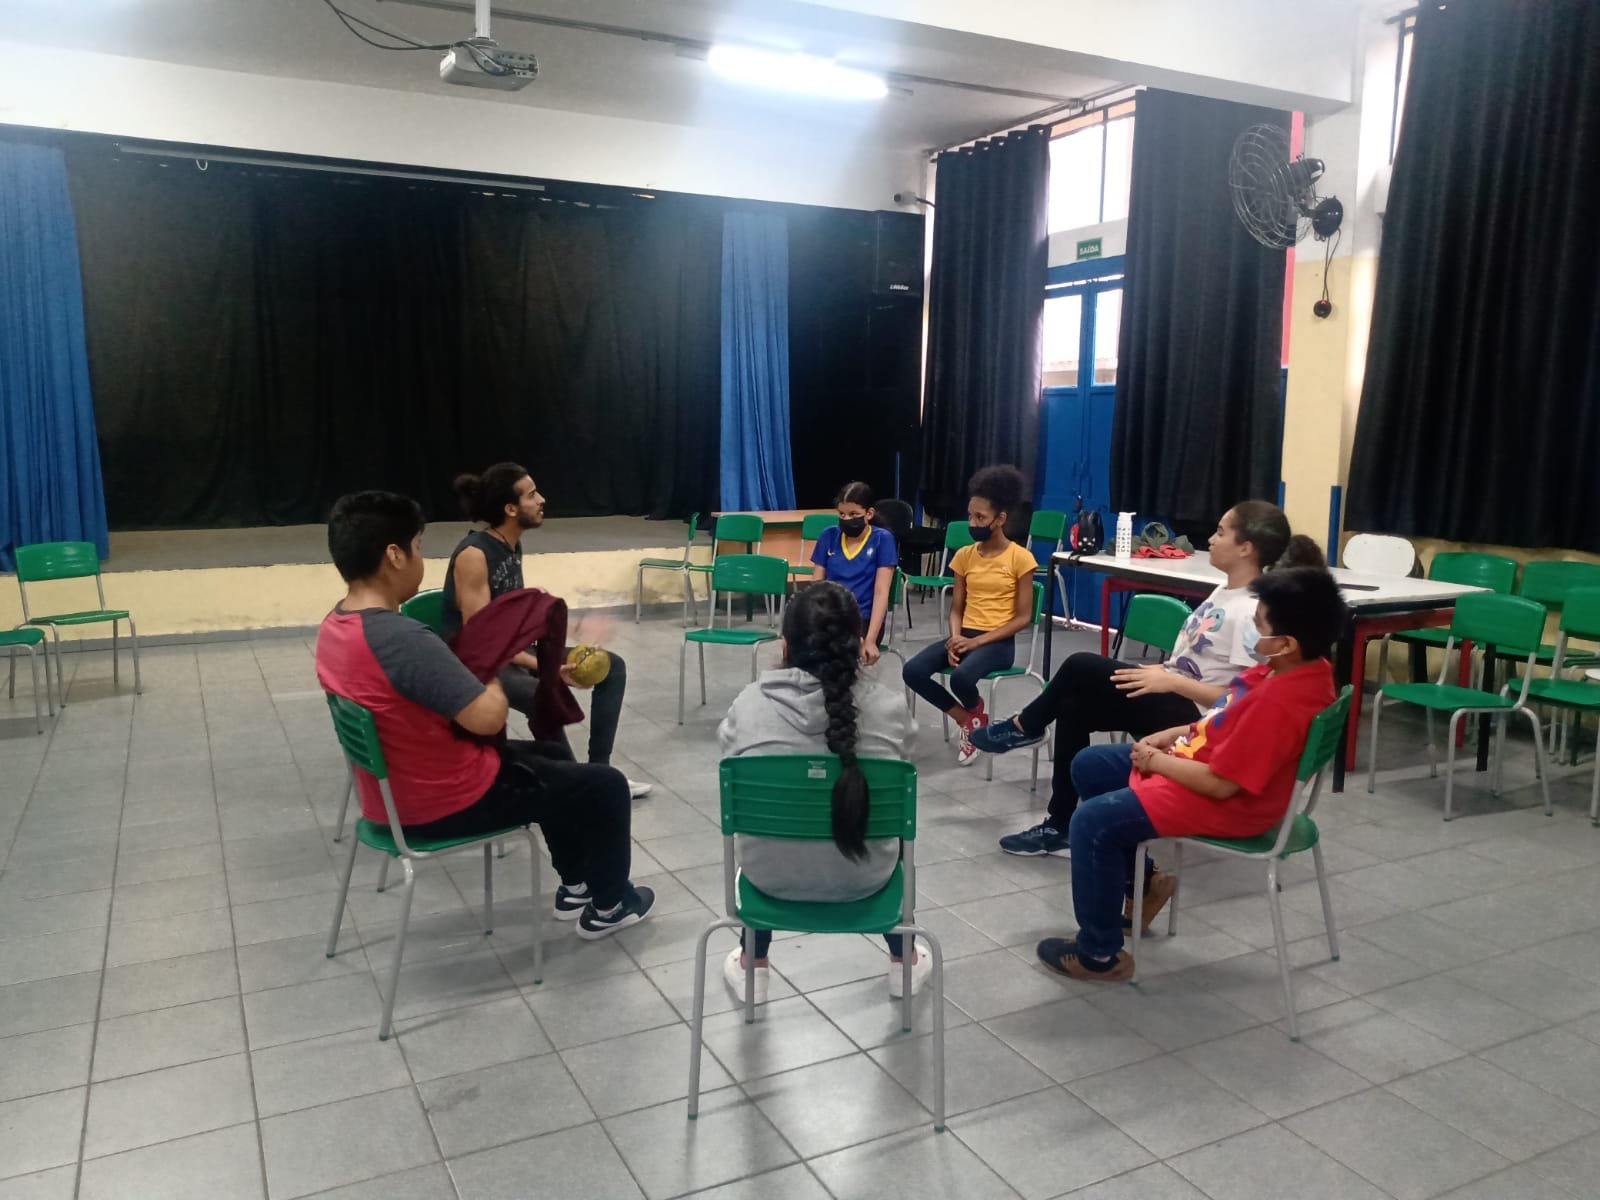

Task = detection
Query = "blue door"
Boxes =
[1037,258,1125,623]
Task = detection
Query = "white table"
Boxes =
[1046,552,1487,790]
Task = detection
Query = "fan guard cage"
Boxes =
[1229,123,1308,249]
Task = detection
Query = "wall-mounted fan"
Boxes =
[1229,124,1344,249]
[1229,123,1344,317]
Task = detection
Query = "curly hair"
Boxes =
[968,464,1025,515]
[782,581,871,861]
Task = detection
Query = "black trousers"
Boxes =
[1017,652,1200,828]
[499,648,627,765]
[405,740,633,910]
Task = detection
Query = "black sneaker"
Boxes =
[969,718,1045,755]
[553,883,589,922]
[998,823,1070,857]
[576,885,656,940]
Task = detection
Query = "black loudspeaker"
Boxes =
[873,211,924,298]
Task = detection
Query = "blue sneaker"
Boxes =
[969,718,1044,755]
[998,823,1070,857]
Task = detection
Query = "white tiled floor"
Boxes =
[3,612,1600,1199]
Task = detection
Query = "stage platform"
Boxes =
[0,517,706,641]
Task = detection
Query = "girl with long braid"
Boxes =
[717,581,926,1004]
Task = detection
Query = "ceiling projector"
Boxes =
[439,39,538,90]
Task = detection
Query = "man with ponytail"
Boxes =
[717,581,927,1004]
[441,463,651,798]
[982,502,1325,859]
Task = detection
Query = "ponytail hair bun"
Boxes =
[454,462,529,525]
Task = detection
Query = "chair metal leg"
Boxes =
[1491,714,1508,796]
[483,844,495,935]
[526,830,543,984]
[687,916,740,1120]
[1443,711,1464,821]
[45,625,65,708]
[900,943,914,1033]
[333,764,354,843]
[698,644,707,706]
[1167,841,1184,935]
[28,645,43,734]
[112,620,119,685]
[378,859,416,1040]
[1311,842,1339,961]
[1029,745,1040,792]
[6,645,14,699]
[681,569,694,628]
[1592,726,1600,825]
[1266,858,1300,1040]
[126,616,142,694]
[1522,709,1553,816]
[376,857,391,893]
[1366,689,1385,793]
[750,644,759,683]
[743,925,756,1024]
[677,640,688,725]
[985,678,997,782]
[326,829,361,958]
[1130,845,1148,983]
[635,566,644,623]
[1423,706,1438,777]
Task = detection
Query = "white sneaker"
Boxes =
[887,939,933,998]
[627,778,654,799]
[722,945,770,1005]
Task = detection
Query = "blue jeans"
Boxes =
[1066,744,1159,960]
[902,629,1015,712]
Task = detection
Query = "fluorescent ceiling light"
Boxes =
[706,44,888,101]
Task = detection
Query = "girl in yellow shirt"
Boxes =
[901,465,1037,765]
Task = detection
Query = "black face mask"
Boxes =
[969,523,995,543]
[838,516,867,537]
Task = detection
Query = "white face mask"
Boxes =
[1256,633,1293,660]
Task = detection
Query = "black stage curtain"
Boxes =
[1346,0,1600,550]
[66,149,722,527]
[920,127,1049,520]
[1111,89,1287,527]
[787,208,922,508]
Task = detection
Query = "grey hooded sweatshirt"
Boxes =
[718,667,915,903]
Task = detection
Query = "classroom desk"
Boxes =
[711,509,834,566]
[1045,552,1486,792]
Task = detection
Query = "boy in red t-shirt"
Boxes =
[1037,566,1345,982]
[315,491,656,940]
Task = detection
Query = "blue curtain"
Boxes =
[720,211,796,510]
[0,140,108,571]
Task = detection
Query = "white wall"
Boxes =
[0,41,922,211]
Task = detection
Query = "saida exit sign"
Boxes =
[1075,237,1103,261]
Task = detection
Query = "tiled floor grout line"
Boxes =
[66,655,134,1200]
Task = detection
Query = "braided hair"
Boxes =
[782,581,872,861]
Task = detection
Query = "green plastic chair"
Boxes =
[678,554,789,724]
[1118,593,1191,659]
[1377,552,1517,685]
[688,514,768,626]
[15,541,141,701]
[1489,560,1600,672]
[687,755,946,1130]
[901,522,975,629]
[2,627,54,734]
[399,588,445,635]
[636,511,701,625]
[1131,687,1352,1041]
[322,693,543,1040]
[1367,593,1551,820]
[1028,509,1068,581]
[788,512,841,581]
[1500,586,1600,823]
[927,582,1047,784]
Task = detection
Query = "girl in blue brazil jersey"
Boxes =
[810,481,898,665]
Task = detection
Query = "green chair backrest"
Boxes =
[943,522,976,552]
[714,513,766,547]
[720,755,917,842]
[1557,587,1600,642]
[1028,509,1068,546]
[1451,592,1548,651]
[15,541,101,583]
[400,589,445,635]
[801,513,840,540]
[1295,686,1354,783]
[325,693,389,781]
[889,568,904,607]
[1428,552,1516,594]
[684,512,702,546]
[710,553,790,597]
[1517,560,1600,607]
[1121,594,1190,654]
[1028,580,1045,625]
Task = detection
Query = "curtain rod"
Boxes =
[928,83,1136,159]
[112,142,549,193]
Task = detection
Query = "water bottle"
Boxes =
[1115,512,1135,559]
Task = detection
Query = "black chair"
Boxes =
[877,499,944,578]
